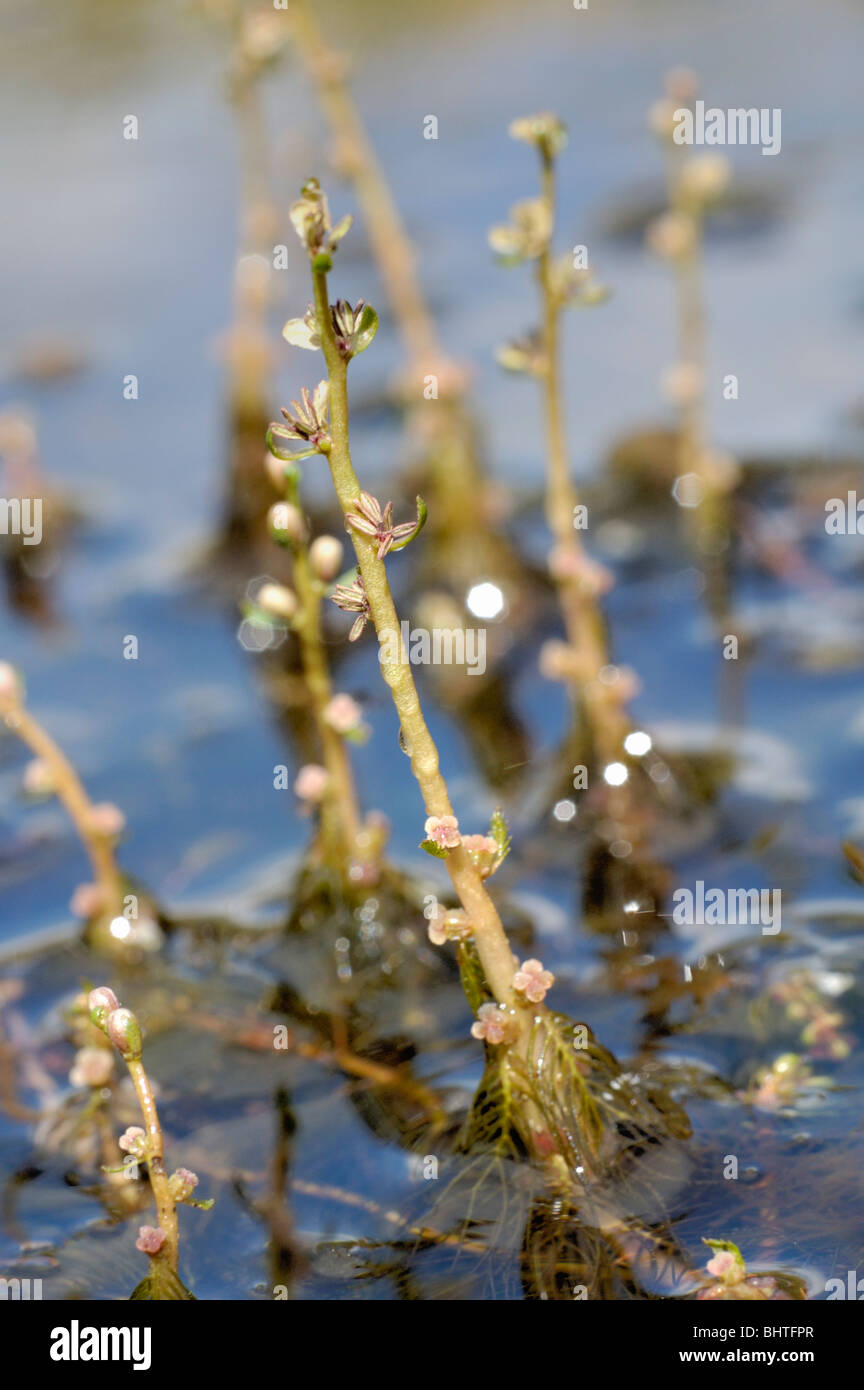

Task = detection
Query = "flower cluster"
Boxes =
[289,178,353,265]
[512,958,555,1004]
[88,987,142,1061]
[0,660,22,703]
[331,574,370,642]
[422,814,461,852]
[294,763,329,804]
[324,692,368,742]
[267,380,330,461]
[697,1240,794,1302]
[743,1052,824,1113]
[509,111,568,160]
[495,332,547,377]
[471,1002,519,1046]
[69,1045,113,1089]
[346,491,425,559]
[461,834,501,880]
[488,197,551,263]
[283,299,378,360]
[427,906,473,946]
[768,968,852,1061]
[547,256,609,310]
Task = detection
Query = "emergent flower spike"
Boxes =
[267,380,331,460]
[345,492,427,559]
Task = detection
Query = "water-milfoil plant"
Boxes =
[269,181,689,1183]
[247,442,389,889]
[490,115,634,771]
[285,0,529,607]
[647,70,739,606]
[0,662,151,951]
[88,986,212,1299]
[695,1239,805,1301]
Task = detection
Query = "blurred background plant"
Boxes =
[1,0,863,1301]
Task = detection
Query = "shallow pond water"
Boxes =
[1,0,864,1300]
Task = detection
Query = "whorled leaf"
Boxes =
[520,1013,692,1182]
[489,807,511,865]
[351,303,378,356]
[456,939,492,1016]
[265,423,318,462]
[130,1263,196,1301]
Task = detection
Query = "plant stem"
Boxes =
[291,539,363,863]
[536,154,628,767]
[667,148,708,482]
[666,145,731,621]
[288,0,515,595]
[0,695,123,914]
[289,0,437,364]
[126,1057,178,1271]
[310,269,520,1011]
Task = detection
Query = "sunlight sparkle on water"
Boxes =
[466,582,504,619]
[603,761,628,786]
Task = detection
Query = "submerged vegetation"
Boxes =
[1,2,861,1304]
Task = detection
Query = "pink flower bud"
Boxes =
[106,1007,142,1060]
[548,545,613,596]
[71,882,106,920]
[135,1225,165,1255]
[86,802,126,839]
[461,834,500,879]
[257,582,298,621]
[424,814,461,850]
[427,907,473,946]
[309,534,343,582]
[168,1167,199,1202]
[706,1250,737,1279]
[22,758,56,796]
[538,639,580,683]
[87,986,121,1028]
[118,1125,147,1156]
[0,662,22,703]
[294,763,329,802]
[69,1045,114,1089]
[662,363,703,406]
[470,1002,519,1046]
[265,497,306,540]
[512,958,555,1004]
[646,212,696,261]
[323,692,364,736]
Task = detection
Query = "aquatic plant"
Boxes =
[285,0,525,603]
[273,182,525,1014]
[248,446,392,889]
[695,1239,805,1300]
[646,71,739,610]
[490,114,634,770]
[0,663,130,941]
[266,181,691,1189]
[206,0,289,551]
[88,986,212,1299]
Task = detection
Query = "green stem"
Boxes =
[536,155,628,767]
[310,269,520,1010]
[291,540,363,865]
[0,696,124,914]
[126,1057,178,1272]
